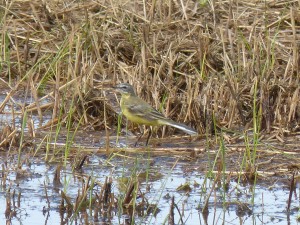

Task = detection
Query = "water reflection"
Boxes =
[1,152,299,225]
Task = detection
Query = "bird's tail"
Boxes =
[164,120,198,135]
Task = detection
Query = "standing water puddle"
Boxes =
[1,146,299,225]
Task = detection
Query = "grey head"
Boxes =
[114,83,136,95]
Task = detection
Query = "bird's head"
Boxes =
[114,83,136,96]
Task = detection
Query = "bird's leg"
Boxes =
[134,125,146,147]
[134,132,144,147]
[134,126,152,147]
[145,126,152,146]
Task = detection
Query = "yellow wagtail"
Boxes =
[114,83,197,145]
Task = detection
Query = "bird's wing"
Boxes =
[127,103,152,116]
[126,98,167,121]
[147,108,168,121]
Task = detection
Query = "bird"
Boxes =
[114,83,197,146]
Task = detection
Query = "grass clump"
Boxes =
[0,0,298,138]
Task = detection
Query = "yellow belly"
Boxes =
[120,94,165,126]
[122,107,160,126]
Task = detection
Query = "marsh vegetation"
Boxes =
[0,0,300,224]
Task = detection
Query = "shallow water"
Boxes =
[1,149,299,225]
[0,89,52,130]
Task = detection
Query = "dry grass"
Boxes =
[0,0,299,137]
[1,2,300,223]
